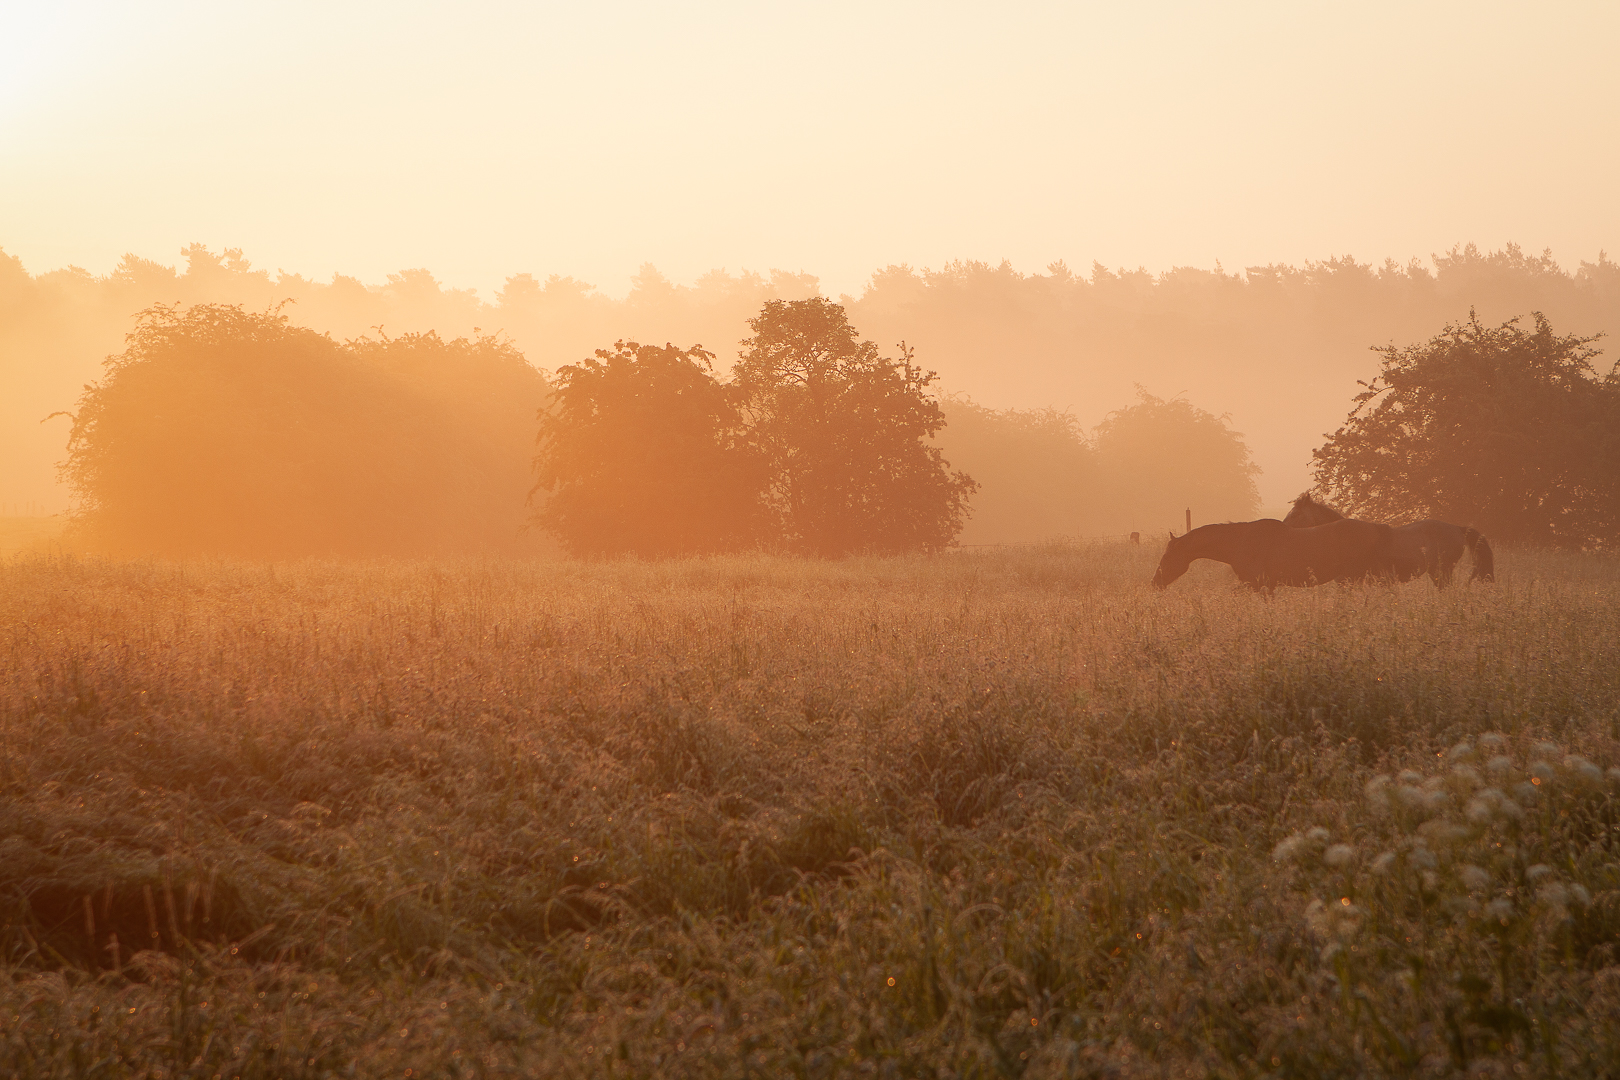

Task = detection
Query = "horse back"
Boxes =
[1263,518,1395,585]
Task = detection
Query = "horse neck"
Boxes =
[1178,522,1249,560]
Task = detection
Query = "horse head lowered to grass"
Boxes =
[1151,518,1399,592]
[1284,493,1494,586]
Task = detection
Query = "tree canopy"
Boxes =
[933,401,1099,543]
[1090,391,1261,529]
[531,341,767,556]
[734,299,976,556]
[59,303,546,557]
[1311,311,1620,548]
[531,300,977,557]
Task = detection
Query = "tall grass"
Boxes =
[1,544,1617,1077]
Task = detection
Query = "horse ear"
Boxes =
[1168,530,1175,541]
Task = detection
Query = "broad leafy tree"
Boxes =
[1312,312,1619,547]
[531,341,768,556]
[1091,390,1261,530]
[733,299,976,556]
[59,304,545,556]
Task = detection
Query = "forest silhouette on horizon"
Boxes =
[4,241,1617,546]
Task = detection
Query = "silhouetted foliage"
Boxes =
[734,299,976,556]
[934,401,1101,543]
[934,395,1265,542]
[59,304,546,557]
[531,341,768,556]
[1312,312,1620,548]
[1091,391,1261,529]
[11,242,1620,534]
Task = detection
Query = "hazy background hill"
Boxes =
[4,242,1616,541]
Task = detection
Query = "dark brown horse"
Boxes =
[1151,518,1398,592]
[1284,493,1494,586]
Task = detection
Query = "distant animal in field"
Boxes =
[1150,518,1398,592]
[1284,493,1494,586]
[1130,532,1141,545]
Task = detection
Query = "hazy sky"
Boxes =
[3,1,1617,298]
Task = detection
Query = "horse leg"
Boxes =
[1435,560,1454,588]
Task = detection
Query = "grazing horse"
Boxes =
[1151,518,1398,592]
[1284,493,1494,586]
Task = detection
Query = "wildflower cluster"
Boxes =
[1272,735,1620,1069]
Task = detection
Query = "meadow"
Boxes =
[1,543,1618,1078]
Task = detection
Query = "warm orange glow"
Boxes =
[4,4,1617,539]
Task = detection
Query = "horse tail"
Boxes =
[1464,528,1495,583]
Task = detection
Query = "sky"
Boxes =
[3,0,1618,300]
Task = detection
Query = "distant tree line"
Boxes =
[57,297,1273,559]
[532,299,976,556]
[9,240,1620,520]
[938,392,1262,543]
[27,245,1620,554]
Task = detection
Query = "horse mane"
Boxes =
[1289,495,1341,518]
[1283,492,1347,524]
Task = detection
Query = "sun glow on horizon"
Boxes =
[2,1,1616,300]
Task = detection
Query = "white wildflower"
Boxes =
[1466,798,1493,824]
[1486,898,1513,921]
[1478,733,1506,752]
[1324,844,1356,868]
[1538,883,1568,909]
[1306,827,1331,846]
[1450,765,1482,788]
[1272,834,1306,863]
[1423,789,1450,811]
[1411,847,1437,870]
[1570,884,1591,907]
[1397,785,1426,810]
[1459,864,1490,890]
[1526,864,1554,883]
[1608,767,1620,784]
[1534,742,1561,761]
[1397,769,1423,787]
[1529,761,1556,784]
[1371,851,1397,875]
[1487,755,1514,776]
[1447,741,1475,762]
[1564,756,1603,784]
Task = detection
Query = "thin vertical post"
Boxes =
[1185,508,1191,534]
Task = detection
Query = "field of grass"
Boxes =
[2,543,1618,1078]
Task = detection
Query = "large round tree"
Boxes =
[733,299,976,556]
[530,341,769,556]
[1091,390,1261,532]
[1312,312,1619,548]
[59,303,546,556]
